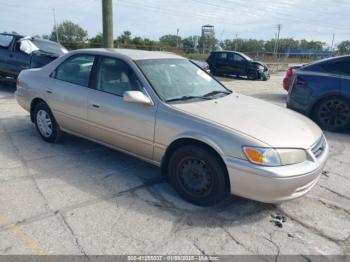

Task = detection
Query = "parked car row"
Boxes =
[0,33,67,83]
[15,48,328,206]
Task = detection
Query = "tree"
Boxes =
[337,41,350,54]
[89,33,103,47]
[159,34,181,48]
[181,36,198,52]
[198,35,218,53]
[117,31,132,45]
[50,20,88,42]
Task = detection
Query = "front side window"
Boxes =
[137,59,230,102]
[96,57,142,96]
[55,55,95,87]
[228,53,245,62]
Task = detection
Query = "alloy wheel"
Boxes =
[317,98,350,130]
[36,109,53,138]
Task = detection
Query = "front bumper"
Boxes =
[224,138,328,203]
[259,69,270,80]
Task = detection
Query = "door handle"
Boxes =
[92,104,100,108]
[46,90,52,94]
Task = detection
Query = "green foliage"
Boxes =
[89,32,103,47]
[337,41,350,54]
[50,20,88,42]
[159,34,181,47]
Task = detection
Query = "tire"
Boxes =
[34,102,62,143]
[312,97,350,132]
[247,70,258,80]
[168,145,229,206]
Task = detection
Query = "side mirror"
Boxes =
[123,91,153,105]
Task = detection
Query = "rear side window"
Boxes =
[321,59,350,75]
[96,57,142,96]
[0,35,13,48]
[55,55,95,87]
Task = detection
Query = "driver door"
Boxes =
[87,56,156,159]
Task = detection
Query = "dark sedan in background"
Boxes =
[0,33,67,83]
[287,55,350,132]
[207,51,270,80]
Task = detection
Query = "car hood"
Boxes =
[170,93,322,149]
[252,61,268,70]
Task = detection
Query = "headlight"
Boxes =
[257,65,264,71]
[243,147,307,166]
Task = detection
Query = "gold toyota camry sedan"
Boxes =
[15,49,329,206]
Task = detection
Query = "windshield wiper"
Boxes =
[202,90,231,97]
[166,95,213,102]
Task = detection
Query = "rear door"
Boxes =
[214,52,229,74]
[46,54,96,137]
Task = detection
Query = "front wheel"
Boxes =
[313,97,350,132]
[247,70,258,80]
[168,145,229,206]
[34,102,62,143]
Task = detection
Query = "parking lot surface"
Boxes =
[0,73,349,255]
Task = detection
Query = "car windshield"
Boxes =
[137,59,230,102]
[31,39,68,56]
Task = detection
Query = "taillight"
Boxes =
[16,79,20,87]
[205,56,209,62]
[286,68,294,77]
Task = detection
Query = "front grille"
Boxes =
[311,136,326,158]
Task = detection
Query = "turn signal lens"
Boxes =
[243,147,281,166]
[244,148,265,163]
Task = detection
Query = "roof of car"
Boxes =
[0,32,24,38]
[73,48,185,61]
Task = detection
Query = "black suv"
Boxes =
[207,51,270,80]
[287,55,350,132]
[0,33,67,83]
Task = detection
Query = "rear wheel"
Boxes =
[168,145,229,206]
[313,97,350,132]
[34,102,62,143]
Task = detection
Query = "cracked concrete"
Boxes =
[0,73,349,255]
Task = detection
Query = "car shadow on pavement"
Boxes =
[1,115,276,230]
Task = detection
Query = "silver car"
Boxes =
[15,49,329,206]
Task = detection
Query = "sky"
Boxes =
[0,0,349,47]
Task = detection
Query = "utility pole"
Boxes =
[331,33,335,51]
[102,0,114,48]
[176,28,180,50]
[235,34,238,51]
[53,8,59,42]
[275,24,282,59]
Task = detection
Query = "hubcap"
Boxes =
[318,99,350,129]
[36,110,53,138]
[178,158,213,197]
